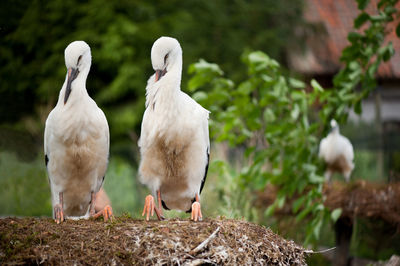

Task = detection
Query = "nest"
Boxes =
[0,217,308,265]
[324,180,400,224]
[258,180,400,226]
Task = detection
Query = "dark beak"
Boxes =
[155,69,167,82]
[64,67,79,104]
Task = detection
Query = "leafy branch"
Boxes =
[188,0,399,245]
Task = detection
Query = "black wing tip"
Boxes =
[199,151,210,194]
[45,154,49,167]
[161,200,170,211]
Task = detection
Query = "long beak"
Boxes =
[155,69,167,82]
[64,67,79,104]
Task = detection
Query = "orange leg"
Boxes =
[157,190,164,217]
[54,192,64,224]
[90,192,113,222]
[191,193,202,222]
[142,191,164,221]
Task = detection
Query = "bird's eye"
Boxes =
[164,53,169,64]
[77,55,82,65]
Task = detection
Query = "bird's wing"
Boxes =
[180,91,211,194]
[94,105,110,191]
[318,136,328,159]
[44,109,56,171]
[138,108,150,149]
[145,74,156,109]
[340,135,354,162]
[200,106,210,194]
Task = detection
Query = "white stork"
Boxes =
[44,41,112,223]
[319,119,355,182]
[138,36,210,221]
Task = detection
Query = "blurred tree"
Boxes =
[0,0,305,158]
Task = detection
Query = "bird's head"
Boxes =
[64,41,91,104]
[151,36,182,82]
[330,119,339,132]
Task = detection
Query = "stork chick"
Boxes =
[138,36,210,222]
[319,119,355,182]
[44,41,112,223]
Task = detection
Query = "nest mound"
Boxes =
[324,180,400,224]
[0,217,308,265]
[258,180,400,225]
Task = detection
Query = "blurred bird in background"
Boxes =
[138,37,210,222]
[319,119,355,182]
[44,41,112,223]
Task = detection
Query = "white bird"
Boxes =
[44,41,112,223]
[138,36,210,222]
[319,119,355,182]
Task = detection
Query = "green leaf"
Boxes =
[263,109,276,122]
[277,195,286,209]
[264,204,276,217]
[313,218,323,240]
[331,208,342,222]
[354,13,370,28]
[396,23,400,38]
[289,78,306,89]
[308,173,325,184]
[189,59,223,75]
[237,81,253,95]
[354,99,363,114]
[357,0,370,10]
[311,79,324,92]
[347,32,362,43]
[291,104,300,121]
[191,91,208,102]
[292,196,306,213]
[302,163,317,173]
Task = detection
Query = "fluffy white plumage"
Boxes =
[138,37,210,220]
[44,41,110,222]
[319,119,354,182]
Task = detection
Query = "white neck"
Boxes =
[331,127,340,135]
[58,68,90,107]
[146,55,182,112]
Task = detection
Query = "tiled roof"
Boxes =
[288,0,400,78]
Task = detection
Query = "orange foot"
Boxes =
[191,202,202,222]
[142,194,164,221]
[92,205,113,222]
[54,204,64,224]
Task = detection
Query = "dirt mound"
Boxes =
[0,217,308,265]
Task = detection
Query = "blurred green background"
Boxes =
[1,0,400,264]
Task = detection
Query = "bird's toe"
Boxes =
[103,205,113,222]
[191,202,202,222]
[142,194,155,221]
[54,204,64,224]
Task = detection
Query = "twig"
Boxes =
[184,259,216,266]
[189,226,220,255]
[305,247,336,254]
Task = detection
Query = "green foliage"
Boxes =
[331,0,398,119]
[188,0,399,245]
[0,150,143,218]
[189,51,330,245]
[0,152,51,216]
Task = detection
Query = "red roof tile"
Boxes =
[289,0,400,78]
